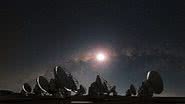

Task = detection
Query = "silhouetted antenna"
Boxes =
[138,71,164,97]
[54,66,78,92]
[99,76,112,90]
[126,84,136,96]
[146,71,164,94]
[130,84,136,95]
[37,76,50,93]
[22,83,32,93]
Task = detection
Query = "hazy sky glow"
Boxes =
[0,0,185,97]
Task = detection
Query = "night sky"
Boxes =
[1,0,185,96]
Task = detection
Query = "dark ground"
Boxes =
[0,96,185,104]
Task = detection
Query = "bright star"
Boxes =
[96,53,106,62]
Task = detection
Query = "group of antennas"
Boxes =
[21,66,164,97]
[21,66,86,97]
